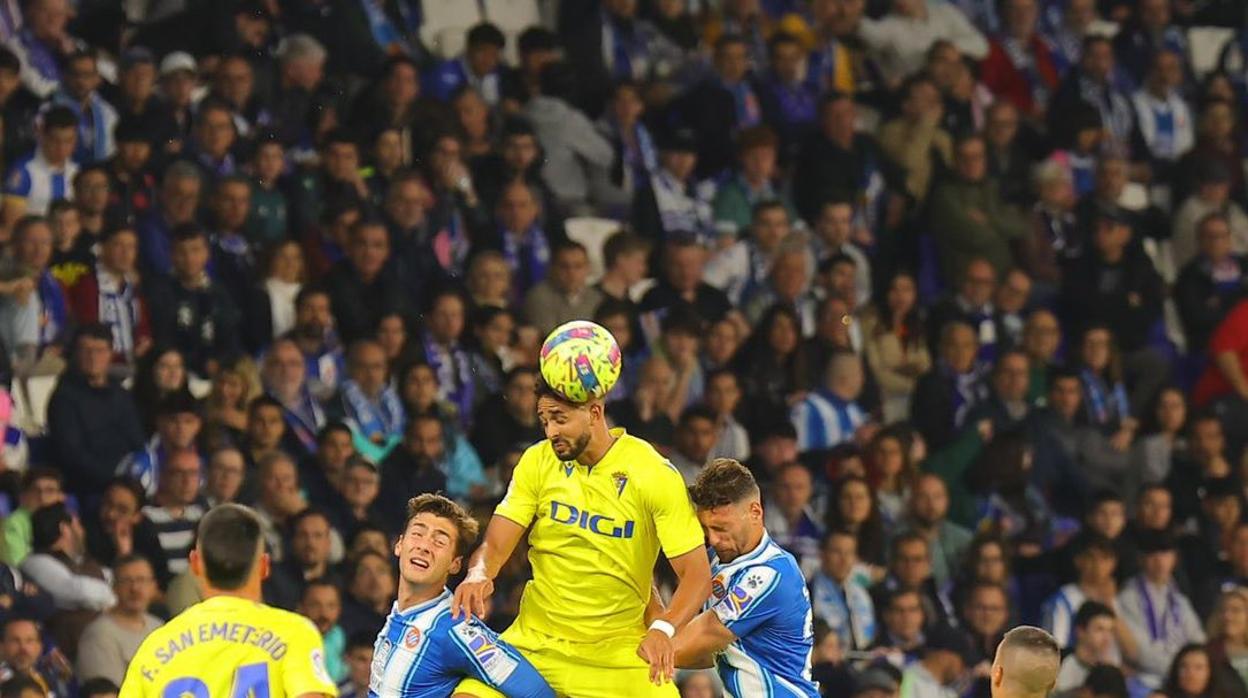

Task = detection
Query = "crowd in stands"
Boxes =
[0,0,1246,697]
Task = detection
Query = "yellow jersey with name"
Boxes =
[119,595,337,698]
[494,428,704,649]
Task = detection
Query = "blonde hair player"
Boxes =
[990,626,1061,698]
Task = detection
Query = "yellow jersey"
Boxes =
[119,595,337,698]
[494,429,704,648]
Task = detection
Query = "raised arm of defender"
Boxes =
[637,547,712,685]
[450,515,527,619]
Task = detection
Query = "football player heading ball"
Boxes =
[450,321,712,698]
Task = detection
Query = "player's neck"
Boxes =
[576,427,618,468]
[397,581,444,612]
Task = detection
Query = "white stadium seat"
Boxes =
[563,217,623,285]
[420,0,484,60]
[1189,26,1235,79]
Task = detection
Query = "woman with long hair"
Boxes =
[1207,588,1248,697]
[866,427,919,531]
[733,303,809,433]
[201,357,259,449]
[132,347,193,434]
[826,475,887,572]
[1163,644,1243,698]
[1076,325,1137,448]
[861,271,930,422]
[1133,385,1190,487]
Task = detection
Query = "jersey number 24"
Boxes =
[161,663,270,698]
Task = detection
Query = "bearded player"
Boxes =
[449,375,713,697]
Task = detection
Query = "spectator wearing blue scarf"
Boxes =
[492,180,551,302]
[48,51,115,165]
[0,216,69,361]
[329,339,405,462]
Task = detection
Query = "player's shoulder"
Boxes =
[616,433,682,477]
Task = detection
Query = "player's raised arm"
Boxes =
[451,515,527,619]
[453,443,542,620]
[638,547,713,683]
[672,609,738,669]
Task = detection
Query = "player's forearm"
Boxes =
[466,515,526,581]
[673,611,735,669]
[660,551,713,629]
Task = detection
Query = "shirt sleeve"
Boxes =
[493,446,542,527]
[3,165,30,198]
[448,620,555,698]
[279,616,338,698]
[711,564,788,638]
[644,456,706,559]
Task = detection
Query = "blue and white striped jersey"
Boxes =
[3,151,77,215]
[708,533,821,698]
[369,589,553,698]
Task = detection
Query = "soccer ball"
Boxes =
[539,320,623,403]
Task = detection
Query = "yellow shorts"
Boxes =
[453,625,679,698]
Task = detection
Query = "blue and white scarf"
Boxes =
[341,379,404,443]
[422,332,475,430]
[97,267,140,360]
[36,270,66,348]
[1081,367,1129,428]
[501,225,550,299]
[50,91,114,163]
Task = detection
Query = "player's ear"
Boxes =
[188,548,203,578]
[449,555,462,576]
[748,500,763,521]
[258,551,271,581]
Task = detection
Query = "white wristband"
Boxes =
[649,619,676,638]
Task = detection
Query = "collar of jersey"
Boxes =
[559,427,627,472]
[392,587,452,618]
[713,531,774,570]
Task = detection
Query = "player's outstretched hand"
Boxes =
[451,575,494,620]
[637,629,675,686]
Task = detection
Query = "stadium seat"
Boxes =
[188,375,214,399]
[563,217,622,284]
[25,374,57,433]
[1188,26,1235,79]
[420,0,484,60]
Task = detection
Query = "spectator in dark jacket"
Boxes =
[46,324,145,496]
[324,220,412,346]
[147,223,242,377]
[1174,212,1248,353]
[1060,204,1167,412]
[678,34,763,179]
[911,321,988,451]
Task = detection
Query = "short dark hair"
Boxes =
[104,476,146,509]
[767,31,800,54]
[20,467,61,493]
[30,503,71,551]
[518,26,557,54]
[1074,600,1115,629]
[288,507,332,534]
[196,504,264,590]
[41,106,78,132]
[171,222,207,246]
[1,676,45,698]
[689,459,760,509]
[247,394,284,418]
[466,22,505,49]
[347,629,377,652]
[890,530,927,561]
[79,677,119,698]
[72,322,113,349]
[300,577,340,602]
[47,199,75,218]
[679,405,716,430]
[602,230,650,268]
[404,493,480,557]
[317,421,353,444]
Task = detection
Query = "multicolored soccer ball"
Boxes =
[539,320,623,403]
